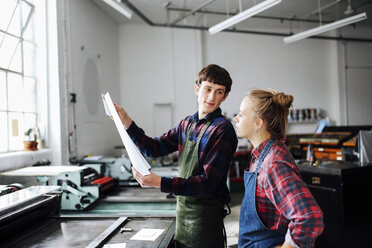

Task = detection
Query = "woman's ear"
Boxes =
[256,117,264,130]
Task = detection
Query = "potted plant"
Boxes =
[23,128,38,151]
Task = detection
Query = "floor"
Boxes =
[224,192,244,248]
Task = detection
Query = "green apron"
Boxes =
[175,121,225,248]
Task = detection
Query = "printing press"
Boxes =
[0,156,179,247]
[1,157,178,215]
[286,126,372,248]
[1,165,117,210]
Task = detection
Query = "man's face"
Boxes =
[195,81,228,118]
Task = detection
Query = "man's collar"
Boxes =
[191,108,222,122]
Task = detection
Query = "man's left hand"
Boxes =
[132,167,161,188]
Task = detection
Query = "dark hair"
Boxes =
[247,89,294,139]
[196,64,232,94]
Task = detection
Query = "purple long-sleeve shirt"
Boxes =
[126,108,238,204]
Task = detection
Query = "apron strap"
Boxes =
[255,138,275,173]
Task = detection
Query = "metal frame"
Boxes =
[122,0,372,43]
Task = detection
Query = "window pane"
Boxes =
[8,112,23,151]
[7,73,23,111]
[23,12,34,42]
[0,31,5,47]
[8,42,22,72]
[23,77,36,112]
[24,41,35,76]
[0,0,18,32]
[0,71,6,110]
[7,2,22,36]
[0,34,18,69]
[0,112,8,152]
[24,113,36,132]
[21,1,32,33]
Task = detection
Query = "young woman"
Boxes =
[234,89,324,248]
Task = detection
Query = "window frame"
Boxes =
[0,0,41,153]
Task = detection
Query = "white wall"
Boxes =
[119,24,202,136]
[343,41,372,125]
[118,24,345,135]
[59,0,122,161]
[203,31,340,121]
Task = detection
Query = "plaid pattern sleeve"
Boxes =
[252,140,324,247]
[127,108,238,204]
[126,121,180,157]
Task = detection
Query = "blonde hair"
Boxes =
[247,88,294,139]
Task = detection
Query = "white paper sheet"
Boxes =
[103,244,126,248]
[102,92,150,176]
[102,93,111,116]
[130,228,165,241]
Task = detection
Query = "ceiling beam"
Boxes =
[166,6,334,24]
[121,1,372,43]
[171,0,216,25]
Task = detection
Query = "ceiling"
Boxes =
[95,0,372,40]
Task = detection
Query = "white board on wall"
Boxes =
[346,68,372,125]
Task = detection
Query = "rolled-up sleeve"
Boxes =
[265,161,324,247]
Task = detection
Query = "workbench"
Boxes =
[1,215,175,248]
[0,185,175,248]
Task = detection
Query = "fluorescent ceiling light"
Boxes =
[284,12,367,44]
[102,0,133,19]
[208,0,282,35]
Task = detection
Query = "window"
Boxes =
[0,0,41,153]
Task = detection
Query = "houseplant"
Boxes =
[23,128,38,151]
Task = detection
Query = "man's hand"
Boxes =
[113,103,133,129]
[132,167,161,188]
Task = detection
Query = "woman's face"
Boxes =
[234,96,258,139]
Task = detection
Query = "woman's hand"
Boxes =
[132,167,161,188]
[113,103,133,129]
[277,242,295,248]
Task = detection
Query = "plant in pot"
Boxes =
[24,128,38,151]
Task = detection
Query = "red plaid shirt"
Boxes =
[249,139,324,247]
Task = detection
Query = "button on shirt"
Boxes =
[249,139,324,248]
[126,108,238,204]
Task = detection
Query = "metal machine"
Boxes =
[1,165,117,210]
[80,156,135,186]
[80,156,179,185]
[0,157,179,247]
[74,156,178,216]
[0,185,175,248]
[0,185,62,243]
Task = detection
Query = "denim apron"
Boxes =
[238,139,285,248]
[175,121,225,248]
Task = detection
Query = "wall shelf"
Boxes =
[289,120,318,124]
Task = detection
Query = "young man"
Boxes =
[114,64,238,248]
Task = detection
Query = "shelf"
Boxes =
[289,120,318,124]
